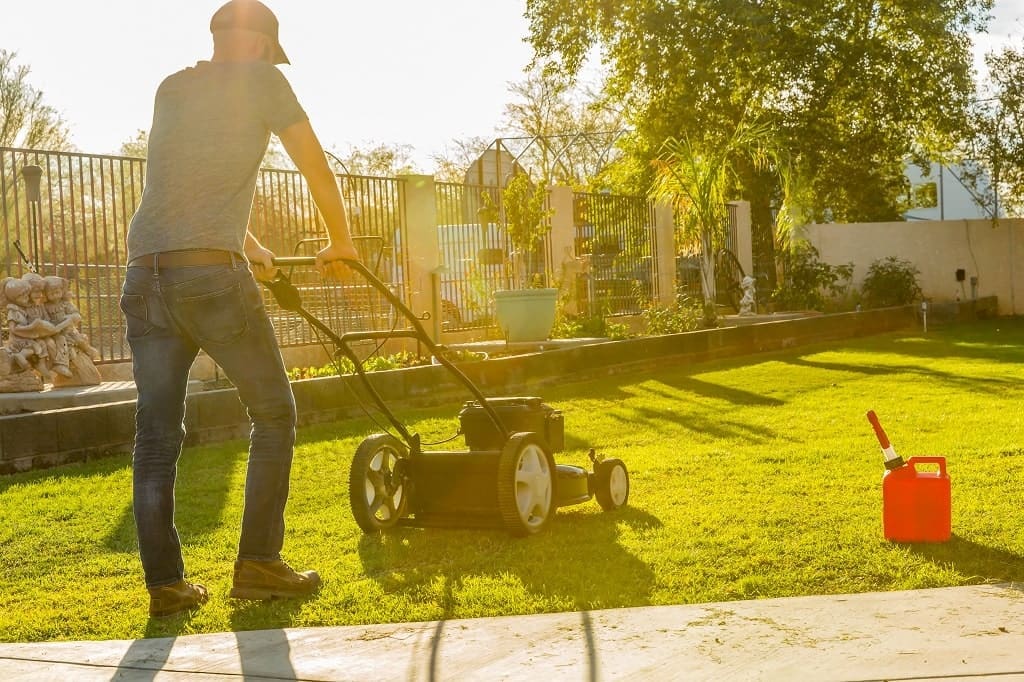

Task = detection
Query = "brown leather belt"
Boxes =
[128,249,238,269]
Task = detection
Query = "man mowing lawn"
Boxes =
[121,0,358,618]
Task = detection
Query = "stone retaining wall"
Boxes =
[0,305,922,475]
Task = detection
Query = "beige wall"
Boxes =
[805,219,1024,316]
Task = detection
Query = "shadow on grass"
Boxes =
[555,372,783,447]
[850,317,1024,364]
[906,535,1024,583]
[355,505,662,614]
[227,589,314,631]
[103,447,244,552]
[784,356,1019,394]
[661,376,784,407]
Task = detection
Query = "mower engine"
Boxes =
[459,396,564,452]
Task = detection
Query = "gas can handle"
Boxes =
[906,456,947,476]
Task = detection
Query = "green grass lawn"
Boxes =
[3,318,1024,642]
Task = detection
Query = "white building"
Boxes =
[903,161,1001,221]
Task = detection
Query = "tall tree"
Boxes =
[119,129,149,158]
[498,66,625,187]
[327,142,418,177]
[653,118,780,304]
[0,50,70,150]
[430,136,493,183]
[962,44,1024,217]
[525,0,992,271]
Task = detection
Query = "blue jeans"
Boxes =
[120,259,297,588]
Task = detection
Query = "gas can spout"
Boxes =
[867,410,905,471]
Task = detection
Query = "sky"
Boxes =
[2,0,1023,172]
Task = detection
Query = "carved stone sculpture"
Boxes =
[0,273,101,392]
[739,275,756,316]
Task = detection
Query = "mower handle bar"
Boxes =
[269,255,511,446]
[273,255,364,274]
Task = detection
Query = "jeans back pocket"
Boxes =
[175,282,249,345]
[119,293,154,339]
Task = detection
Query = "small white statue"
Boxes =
[739,275,756,316]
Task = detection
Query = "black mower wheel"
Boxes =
[594,458,629,511]
[497,432,556,536]
[348,433,409,533]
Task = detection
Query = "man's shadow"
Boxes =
[229,599,309,680]
[354,506,659,681]
[113,615,196,681]
[356,504,662,610]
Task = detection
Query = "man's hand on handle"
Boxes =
[245,243,279,282]
[315,241,361,281]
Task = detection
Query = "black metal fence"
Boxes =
[434,182,508,331]
[253,169,409,348]
[573,191,658,316]
[434,181,560,331]
[1,147,144,361]
[1,147,409,362]
[2,144,672,362]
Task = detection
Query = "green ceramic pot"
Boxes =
[493,288,559,342]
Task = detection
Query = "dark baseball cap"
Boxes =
[210,0,289,65]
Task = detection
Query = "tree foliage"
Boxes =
[327,142,418,177]
[119,129,149,158]
[430,136,492,183]
[525,0,991,225]
[652,117,780,302]
[0,50,70,150]
[498,66,625,188]
[963,43,1024,217]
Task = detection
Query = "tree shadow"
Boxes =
[654,375,785,407]
[906,535,1024,583]
[784,356,1019,394]
[556,372,784,447]
[850,318,1024,364]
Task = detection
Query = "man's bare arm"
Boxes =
[277,119,360,280]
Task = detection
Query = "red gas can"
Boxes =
[882,456,951,542]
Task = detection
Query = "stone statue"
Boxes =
[0,273,101,392]
[1,277,50,389]
[24,272,72,379]
[738,275,756,316]
[46,275,102,387]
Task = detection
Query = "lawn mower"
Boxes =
[266,256,630,536]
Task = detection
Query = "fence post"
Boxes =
[398,174,442,341]
[548,184,576,280]
[729,200,753,277]
[654,201,676,306]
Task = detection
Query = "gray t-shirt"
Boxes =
[127,60,307,260]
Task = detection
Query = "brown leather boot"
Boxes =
[229,559,321,600]
[148,580,209,618]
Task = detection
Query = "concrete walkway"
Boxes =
[1,583,1022,681]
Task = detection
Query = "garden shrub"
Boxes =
[861,256,922,308]
[641,294,704,335]
[772,241,853,311]
[286,349,486,380]
[551,313,630,340]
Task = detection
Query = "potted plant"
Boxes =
[481,173,559,342]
